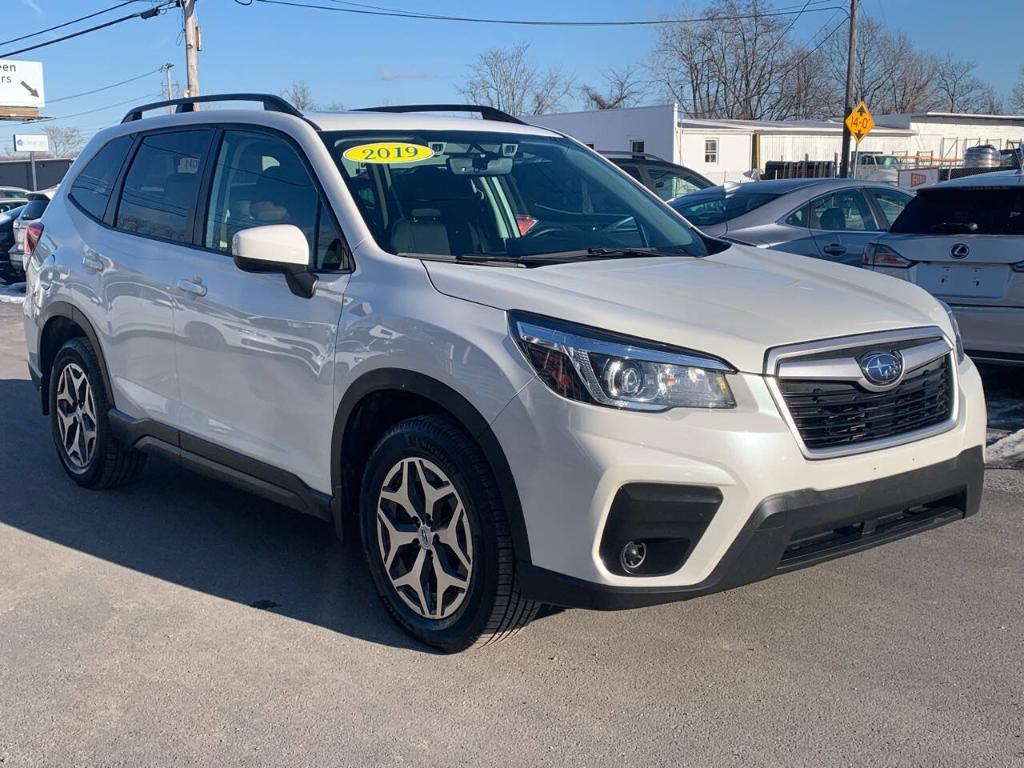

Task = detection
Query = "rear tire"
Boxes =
[360,415,539,652]
[49,337,146,489]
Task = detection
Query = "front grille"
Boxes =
[780,356,953,451]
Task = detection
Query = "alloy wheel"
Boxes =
[55,362,97,471]
[375,457,474,620]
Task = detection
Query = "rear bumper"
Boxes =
[950,304,1024,363]
[518,446,984,610]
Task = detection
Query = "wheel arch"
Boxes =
[38,302,115,416]
[331,368,531,564]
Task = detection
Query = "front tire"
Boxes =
[360,415,539,652]
[49,337,146,488]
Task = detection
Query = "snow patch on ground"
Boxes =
[0,283,25,304]
[987,429,1024,470]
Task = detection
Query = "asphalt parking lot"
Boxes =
[0,300,1022,767]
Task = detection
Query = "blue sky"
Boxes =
[3,0,1022,152]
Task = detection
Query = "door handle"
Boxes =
[82,249,105,272]
[175,278,207,298]
[822,243,847,256]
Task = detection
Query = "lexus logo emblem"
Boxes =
[951,243,970,259]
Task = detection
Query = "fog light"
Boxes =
[620,540,647,572]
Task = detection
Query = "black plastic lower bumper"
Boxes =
[517,446,985,611]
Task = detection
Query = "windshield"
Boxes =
[890,187,1024,235]
[325,130,707,260]
[670,189,782,227]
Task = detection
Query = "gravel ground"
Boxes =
[0,302,1022,767]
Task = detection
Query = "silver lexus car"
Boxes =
[671,178,912,267]
[865,170,1024,365]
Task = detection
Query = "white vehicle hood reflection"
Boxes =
[423,245,951,374]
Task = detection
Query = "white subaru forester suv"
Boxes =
[23,95,986,652]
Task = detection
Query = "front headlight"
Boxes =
[510,312,736,411]
[939,300,966,363]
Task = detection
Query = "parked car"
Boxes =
[865,169,1024,365]
[0,198,27,214]
[671,178,913,266]
[601,151,713,200]
[8,188,54,280]
[23,94,984,652]
[0,204,26,283]
[0,185,28,199]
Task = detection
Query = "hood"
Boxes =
[424,246,952,374]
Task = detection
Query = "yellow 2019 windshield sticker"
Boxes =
[342,142,435,164]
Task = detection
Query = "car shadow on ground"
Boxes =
[0,377,442,652]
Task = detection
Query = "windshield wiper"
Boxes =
[586,247,663,257]
[399,252,528,268]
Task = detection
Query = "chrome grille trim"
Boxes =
[764,326,960,460]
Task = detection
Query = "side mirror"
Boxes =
[232,224,317,299]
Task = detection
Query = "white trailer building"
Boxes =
[528,105,1024,184]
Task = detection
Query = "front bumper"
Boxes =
[493,357,987,598]
[519,445,983,609]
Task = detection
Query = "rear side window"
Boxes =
[646,167,705,201]
[68,136,133,220]
[116,130,210,243]
[869,188,912,229]
[19,199,48,220]
[671,192,781,226]
[890,187,1024,235]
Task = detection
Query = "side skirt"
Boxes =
[108,409,333,521]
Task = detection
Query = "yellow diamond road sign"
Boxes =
[845,101,874,143]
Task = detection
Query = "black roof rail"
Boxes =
[121,93,304,123]
[354,104,526,125]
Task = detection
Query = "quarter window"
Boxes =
[704,138,719,164]
[868,188,913,229]
[645,167,704,201]
[69,136,133,220]
[116,130,210,243]
[205,130,342,267]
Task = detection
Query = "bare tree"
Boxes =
[43,126,85,158]
[582,67,647,110]
[930,55,999,113]
[458,42,574,115]
[652,0,838,120]
[279,81,344,111]
[823,16,938,114]
[1012,66,1024,112]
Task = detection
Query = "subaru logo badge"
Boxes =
[951,243,970,259]
[860,351,904,389]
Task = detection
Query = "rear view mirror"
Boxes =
[232,224,317,299]
[447,156,513,176]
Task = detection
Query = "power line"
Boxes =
[0,0,144,48]
[7,92,162,129]
[47,69,164,105]
[240,0,846,27]
[0,3,174,58]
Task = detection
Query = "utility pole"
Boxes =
[182,0,200,99]
[160,62,175,111]
[839,0,858,178]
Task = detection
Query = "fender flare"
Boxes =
[37,301,116,414]
[331,368,532,564]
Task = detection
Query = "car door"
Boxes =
[172,127,350,493]
[77,129,213,426]
[807,188,882,266]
